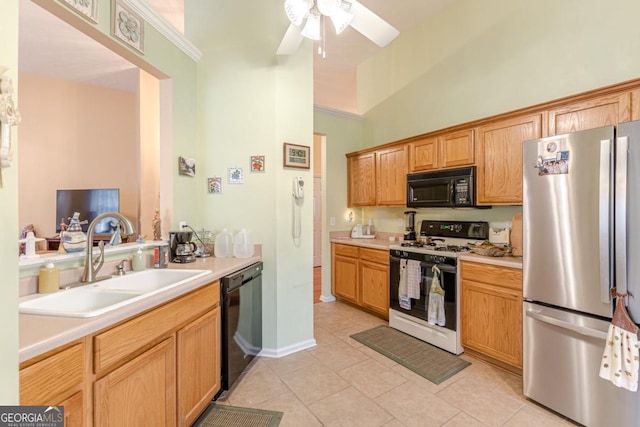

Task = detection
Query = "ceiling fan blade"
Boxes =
[276,23,305,55]
[349,0,400,47]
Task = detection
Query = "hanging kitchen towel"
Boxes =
[407,260,421,300]
[599,291,640,392]
[427,265,445,326]
[398,259,411,310]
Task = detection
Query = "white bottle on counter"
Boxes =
[214,229,234,258]
[233,229,254,258]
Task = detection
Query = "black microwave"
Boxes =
[407,166,481,208]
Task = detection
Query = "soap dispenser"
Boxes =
[132,248,146,271]
[38,262,60,293]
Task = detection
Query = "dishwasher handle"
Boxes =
[223,262,263,293]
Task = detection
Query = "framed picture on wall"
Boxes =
[283,143,310,169]
[250,155,265,172]
[208,177,222,193]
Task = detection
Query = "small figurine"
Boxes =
[109,220,122,246]
[152,209,161,241]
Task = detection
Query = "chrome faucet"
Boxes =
[81,212,136,283]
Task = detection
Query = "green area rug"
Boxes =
[351,325,470,385]
[192,403,283,427]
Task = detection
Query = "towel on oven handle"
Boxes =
[407,260,421,299]
[398,259,411,310]
[427,265,445,326]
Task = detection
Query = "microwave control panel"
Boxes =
[454,178,471,205]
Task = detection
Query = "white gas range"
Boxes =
[388,220,489,354]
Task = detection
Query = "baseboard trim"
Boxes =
[319,294,336,302]
[259,339,317,358]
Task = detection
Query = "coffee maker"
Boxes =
[403,210,417,241]
[169,231,196,263]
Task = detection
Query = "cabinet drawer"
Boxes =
[333,243,359,258]
[94,282,218,375]
[461,261,522,291]
[20,342,84,405]
[359,248,389,265]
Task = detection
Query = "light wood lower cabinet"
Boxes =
[20,280,222,427]
[177,307,221,427]
[332,243,389,318]
[332,243,359,304]
[94,337,176,427]
[19,340,86,426]
[460,261,523,374]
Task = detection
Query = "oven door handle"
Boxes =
[422,262,456,274]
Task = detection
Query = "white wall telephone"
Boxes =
[293,176,304,199]
[292,176,304,239]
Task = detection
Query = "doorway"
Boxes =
[313,133,323,303]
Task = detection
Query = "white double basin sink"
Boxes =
[19,269,212,318]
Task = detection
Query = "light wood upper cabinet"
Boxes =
[548,92,632,135]
[409,130,474,172]
[476,113,543,205]
[347,152,376,206]
[409,137,438,171]
[376,145,408,206]
[440,129,475,168]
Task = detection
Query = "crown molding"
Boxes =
[314,104,364,121]
[122,0,202,62]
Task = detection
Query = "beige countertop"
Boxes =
[458,253,523,269]
[19,255,261,363]
[330,231,400,251]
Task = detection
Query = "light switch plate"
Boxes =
[330,217,336,226]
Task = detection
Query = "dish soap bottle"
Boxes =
[38,262,59,293]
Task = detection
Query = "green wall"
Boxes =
[313,109,364,298]
[359,0,640,145]
[186,0,315,353]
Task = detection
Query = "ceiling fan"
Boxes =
[276,0,400,55]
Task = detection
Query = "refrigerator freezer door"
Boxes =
[523,126,614,318]
[523,302,640,426]
[616,120,640,321]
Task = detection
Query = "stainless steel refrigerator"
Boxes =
[523,121,640,426]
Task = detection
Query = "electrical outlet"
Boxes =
[397,218,404,227]
[179,221,187,229]
[329,217,336,226]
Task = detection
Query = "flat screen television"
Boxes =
[56,188,120,233]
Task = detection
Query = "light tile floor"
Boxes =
[217,301,576,427]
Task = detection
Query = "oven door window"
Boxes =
[389,259,457,331]
[409,178,453,207]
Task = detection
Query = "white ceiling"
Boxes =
[18,0,455,113]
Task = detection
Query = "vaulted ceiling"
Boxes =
[19,0,455,114]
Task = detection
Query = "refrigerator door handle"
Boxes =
[525,309,608,340]
[615,135,629,300]
[599,139,612,304]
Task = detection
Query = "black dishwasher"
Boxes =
[220,262,262,391]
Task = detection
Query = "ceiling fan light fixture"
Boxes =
[329,7,353,35]
[284,0,312,26]
[316,0,341,16]
[300,12,321,40]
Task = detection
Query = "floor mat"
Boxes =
[350,325,470,385]
[192,403,283,427]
